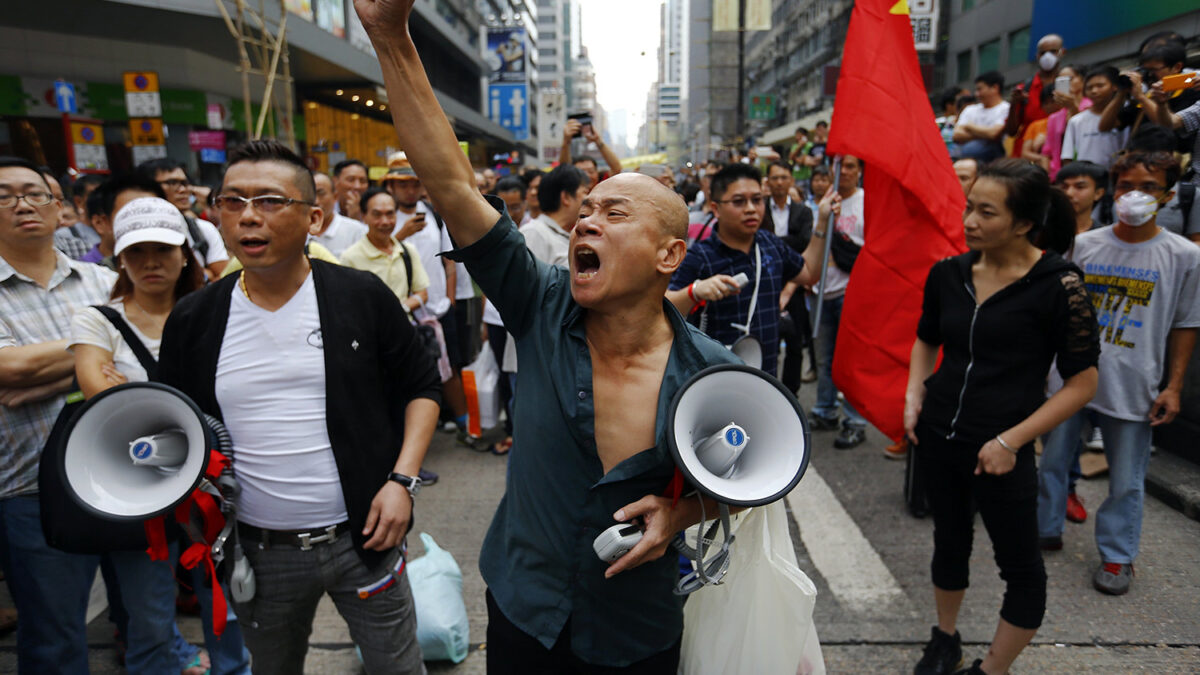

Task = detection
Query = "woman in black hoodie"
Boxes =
[904,159,1100,675]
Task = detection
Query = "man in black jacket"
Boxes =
[157,141,440,674]
[765,161,815,392]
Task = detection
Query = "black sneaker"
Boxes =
[1039,535,1063,551]
[834,424,866,449]
[808,412,840,431]
[914,626,962,675]
[951,659,985,675]
[417,468,439,486]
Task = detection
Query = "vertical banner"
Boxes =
[486,28,529,141]
[537,89,566,163]
[713,0,772,32]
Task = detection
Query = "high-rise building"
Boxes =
[685,0,739,161]
[641,0,687,157]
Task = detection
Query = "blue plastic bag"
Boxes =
[408,532,470,663]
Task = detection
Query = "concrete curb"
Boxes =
[1146,451,1200,522]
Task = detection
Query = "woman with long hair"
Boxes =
[70,197,249,674]
[904,159,1099,675]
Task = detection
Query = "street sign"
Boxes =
[909,0,939,52]
[488,83,529,141]
[199,148,226,164]
[123,71,162,117]
[132,145,168,165]
[68,120,107,171]
[747,93,776,121]
[54,80,77,114]
[537,89,565,163]
[129,118,165,146]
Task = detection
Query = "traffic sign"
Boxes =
[487,83,529,141]
[123,71,162,117]
[54,80,77,114]
[68,120,108,171]
[748,93,776,121]
[129,118,165,146]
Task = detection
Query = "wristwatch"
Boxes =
[387,472,422,498]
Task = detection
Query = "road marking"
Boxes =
[786,466,906,615]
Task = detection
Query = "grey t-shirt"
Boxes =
[1074,227,1200,420]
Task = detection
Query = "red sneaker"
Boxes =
[1066,492,1087,523]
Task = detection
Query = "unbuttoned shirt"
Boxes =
[0,252,116,498]
[669,228,805,375]
[445,197,738,667]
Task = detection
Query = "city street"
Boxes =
[7,387,1195,673]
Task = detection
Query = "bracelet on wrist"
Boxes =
[813,229,827,239]
[687,282,698,302]
[994,435,1018,454]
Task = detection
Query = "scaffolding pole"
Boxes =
[212,0,296,150]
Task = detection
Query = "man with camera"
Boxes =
[560,115,623,189]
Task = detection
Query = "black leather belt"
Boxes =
[238,521,351,551]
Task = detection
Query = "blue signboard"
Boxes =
[55,80,77,114]
[488,83,529,141]
[200,148,227,164]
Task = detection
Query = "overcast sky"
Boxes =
[579,0,665,146]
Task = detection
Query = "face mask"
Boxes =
[1115,191,1158,227]
[1038,51,1059,72]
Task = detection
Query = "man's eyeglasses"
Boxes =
[1114,182,1165,195]
[158,179,190,190]
[717,195,765,209]
[0,191,54,209]
[213,194,315,214]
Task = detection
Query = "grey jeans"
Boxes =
[234,532,425,675]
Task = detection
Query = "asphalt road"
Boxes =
[3,386,1198,673]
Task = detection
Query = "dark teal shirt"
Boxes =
[445,198,738,666]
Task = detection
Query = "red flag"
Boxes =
[826,0,967,442]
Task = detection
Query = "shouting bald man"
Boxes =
[355,0,741,670]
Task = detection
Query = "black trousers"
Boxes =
[779,293,815,392]
[485,325,514,436]
[915,425,1047,630]
[485,590,681,674]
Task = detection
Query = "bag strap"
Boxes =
[1179,181,1195,234]
[93,305,159,380]
[399,242,414,288]
[183,215,210,260]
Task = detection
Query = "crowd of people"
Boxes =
[1,1,1198,671]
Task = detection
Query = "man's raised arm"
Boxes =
[355,0,499,247]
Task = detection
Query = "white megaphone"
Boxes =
[666,364,810,593]
[59,382,215,520]
[729,335,763,371]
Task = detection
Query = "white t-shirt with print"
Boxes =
[215,273,349,529]
[817,188,865,298]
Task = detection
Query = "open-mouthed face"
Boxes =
[217,161,320,271]
[569,173,686,310]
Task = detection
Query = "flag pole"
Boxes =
[811,154,841,339]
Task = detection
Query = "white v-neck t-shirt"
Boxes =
[214,272,348,529]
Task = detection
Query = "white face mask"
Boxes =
[1038,51,1059,72]
[1115,191,1158,227]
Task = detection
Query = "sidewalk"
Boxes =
[1146,450,1200,522]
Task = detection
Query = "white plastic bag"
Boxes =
[680,501,824,675]
[462,343,501,436]
[407,533,470,663]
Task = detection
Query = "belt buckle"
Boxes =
[297,525,339,551]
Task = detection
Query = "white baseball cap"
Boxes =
[113,197,188,256]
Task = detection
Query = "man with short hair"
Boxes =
[1062,67,1128,168]
[40,170,89,260]
[384,164,468,458]
[1004,33,1066,157]
[953,71,1011,163]
[953,158,978,197]
[341,187,429,314]
[333,158,370,220]
[1038,151,1200,596]
[311,172,368,257]
[482,168,498,193]
[158,141,439,673]
[788,127,814,185]
[1103,35,1199,142]
[1056,161,1108,235]
[494,177,528,225]
[667,163,808,378]
[0,156,117,673]
[136,158,229,278]
[763,161,814,391]
[801,155,871,449]
[357,2,748,669]
[524,164,588,267]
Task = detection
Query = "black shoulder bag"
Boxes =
[829,231,861,274]
[39,305,161,553]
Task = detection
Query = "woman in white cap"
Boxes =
[69,197,250,675]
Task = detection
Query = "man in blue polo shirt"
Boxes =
[357,1,747,671]
[667,162,807,376]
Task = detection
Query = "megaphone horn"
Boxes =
[667,364,810,508]
[59,382,213,521]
